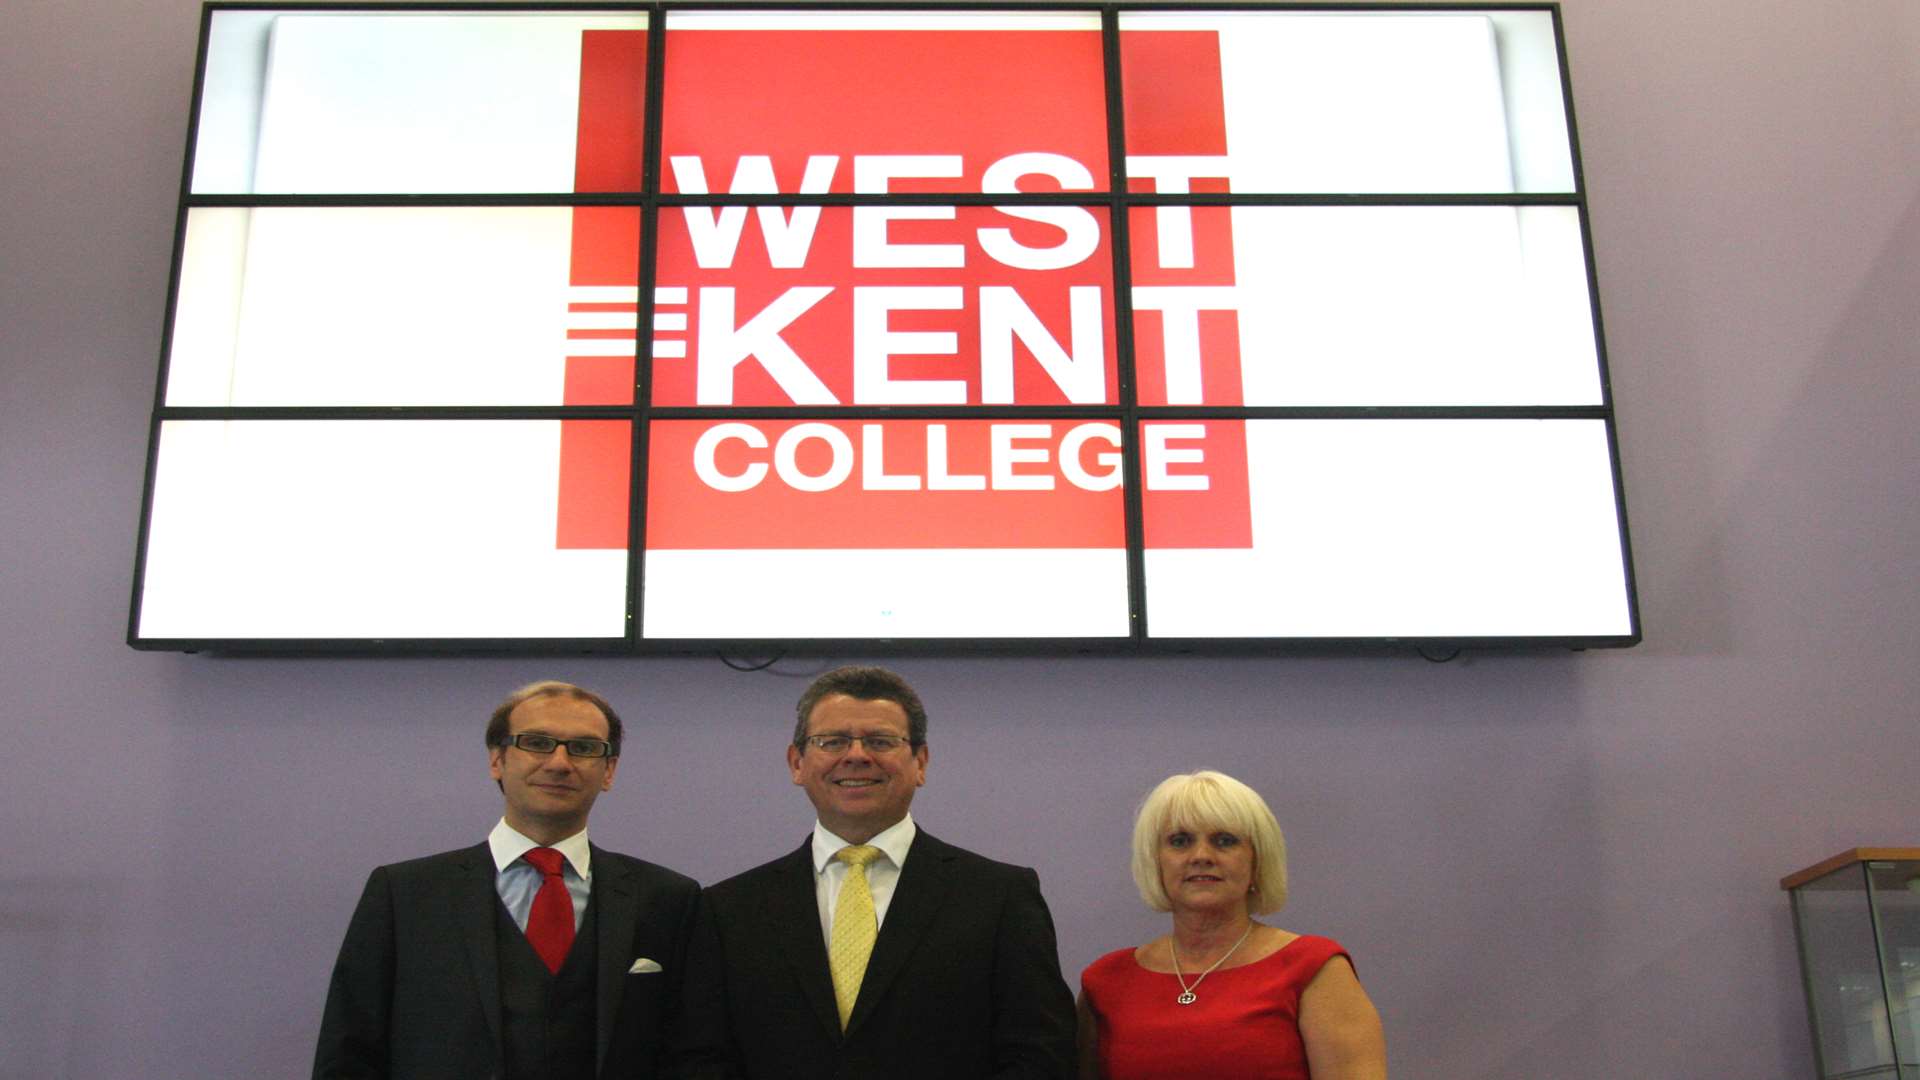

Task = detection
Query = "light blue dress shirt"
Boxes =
[487,818,592,931]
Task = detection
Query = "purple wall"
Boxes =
[4,2,1917,1076]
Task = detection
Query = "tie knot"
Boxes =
[835,844,882,869]
[523,847,566,878]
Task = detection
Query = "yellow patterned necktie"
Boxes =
[828,844,882,1029]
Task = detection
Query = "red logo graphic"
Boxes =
[557,25,1251,550]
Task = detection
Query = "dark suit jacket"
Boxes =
[678,830,1075,1080]
[313,842,700,1080]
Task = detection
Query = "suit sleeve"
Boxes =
[664,891,740,1080]
[312,867,396,1080]
[990,867,1079,1080]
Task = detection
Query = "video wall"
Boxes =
[131,5,1639,651]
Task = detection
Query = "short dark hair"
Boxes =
[793,666,927,748]
[486,680,623,758]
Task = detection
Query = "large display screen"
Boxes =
[131,4,1639,651]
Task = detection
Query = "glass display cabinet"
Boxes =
[1784,849,1920,1079]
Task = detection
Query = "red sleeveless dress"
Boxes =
[1080,935,1351,1080]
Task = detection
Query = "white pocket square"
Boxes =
[628,958,663,974]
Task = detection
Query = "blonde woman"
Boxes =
[1078,771,1386,1080]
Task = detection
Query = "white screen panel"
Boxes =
[138,420,628,639]
[642,549,1129,639]
[1145,419,1631,638]
[1121,12,1555,193]
[1227,205,1600,406]
[640,415,1131,639]
[194,12,647,194]
[665,11,1101,30]
[193,11,279,194]
[166,207,615,406]
[1485,10,1576,192]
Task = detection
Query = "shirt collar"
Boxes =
[488,818,593,880]
[810,813,916,874]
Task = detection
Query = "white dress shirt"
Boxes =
[809,814,916,947]
[488,818,592,931]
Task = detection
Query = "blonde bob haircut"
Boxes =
[1131,770,1288,915]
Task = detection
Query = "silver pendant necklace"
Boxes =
[1170,922,1255,1005]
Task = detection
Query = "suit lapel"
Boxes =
[766,839,843,1041]
[845,830,952,1034]
[591,846,637,1078]
[452,843,505,1055]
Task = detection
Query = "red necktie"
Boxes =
[522,847,574,974]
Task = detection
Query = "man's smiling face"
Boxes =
[488,693,618,844]
[787,693,927,844]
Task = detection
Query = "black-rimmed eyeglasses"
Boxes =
[500,733,614,758]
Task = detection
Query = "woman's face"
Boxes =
[1157,821,1256,915]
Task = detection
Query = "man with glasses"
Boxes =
[679,665,1075,1079]
[314,681,701,1080]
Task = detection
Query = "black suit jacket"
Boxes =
[678,830,1075,1080]
[313,842,700,1080]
